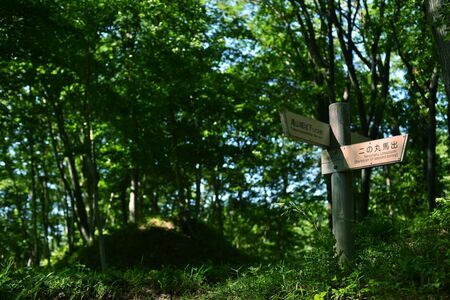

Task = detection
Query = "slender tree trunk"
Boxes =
[425,0,450,102]
[66,155,91,242]
[29,143,40,267]
[120,178,128,226]
[84,157,96,240]
[426,69,439,211]
[85,144,106,270]
[425,0,450,147]
[52,102,91,242]
[213,169,223,235]
[81,41,107,270]
[47,118,78,248]
[90,161,107,271]
[326,0,336,105]
[83,105,107,271]
[37,132,51,265]
[129,169,139,223]
[195,164,202,218]
[39,174,51,266]
[425,0,450,148]
[150,190,159,215]
[62,190,75,253]
[167,103,192,233]
[107,193,115,226]
[427,101,437,211]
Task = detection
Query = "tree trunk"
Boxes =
[425,0,450,149]
[39,173,51,266]
[62,190,75,253]
[167,103,192,232]
[29,141,40,267]
[195,164,202,218]
[150,190,159,215]
[84,156,96,240]
[83,110,107,271]
[427,100,437,211]
[47,117,77,249]
[426,69,439,211]
[213,170,224,235]
[52,102,91,242]
[120,178,128,226]
[92,168,107,271]
[425,0,450,103]
[129,169,139,223]
[85,150,107,271]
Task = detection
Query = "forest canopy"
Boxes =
[0,0,449,298]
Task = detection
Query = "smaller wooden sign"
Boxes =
[279,109,330,147]
[322,135,408,174]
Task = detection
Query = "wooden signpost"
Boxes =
[280,104,408,262]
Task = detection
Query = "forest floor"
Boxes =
[1,208,449,299]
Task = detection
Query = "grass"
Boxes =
[1,202,449,299]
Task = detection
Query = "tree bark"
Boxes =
[39,169,51,266]
[62,189,75,253]
[129,169,139,223]
[38,138,52,265]
[48,121,76,250]
[426,69,439,211]
[150,190,159,215]
[425,0,450,146]
[425,0,450,103]
[52,102,91,242]
[195,163,202,218]
[427,99,437,211]
[119,177,128,226]
[213,170,224,236]
[28,138,40,267]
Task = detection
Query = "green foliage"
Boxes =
[0,0,449,298]
[0,264,212,299]
[0,201,448,298]
[191,201,450,299]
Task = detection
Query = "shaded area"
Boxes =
[59,219,250,270]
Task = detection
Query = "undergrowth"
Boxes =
[0,199,448,299]
[0,263,219,299]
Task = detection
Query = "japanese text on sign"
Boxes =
[342,135,408,170]
[321,135,408,174]
[279,109,330,147]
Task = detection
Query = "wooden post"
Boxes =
[329,103,354,262]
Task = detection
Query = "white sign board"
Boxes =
[322,135,408,174]
[279,109,330,147]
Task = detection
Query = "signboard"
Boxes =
[322,134,408,174]
[280,102,409,263]
[279,109,330,147]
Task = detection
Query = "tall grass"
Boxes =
[0,199,448,299]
